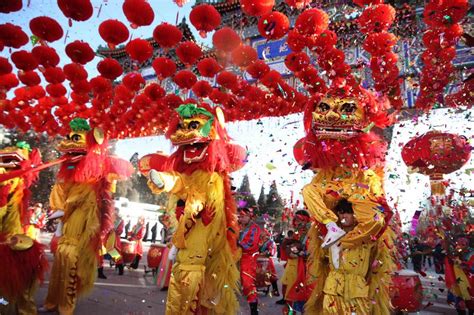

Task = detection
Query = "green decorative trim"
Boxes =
[16,141,31,151]
[176,104,214,137]
[69,118,91,132]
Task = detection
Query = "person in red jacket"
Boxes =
[238,208,261,315]
[128,216,145,269]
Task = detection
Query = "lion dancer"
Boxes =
[140,103,246,314]
[0,141,48,315]
[40,118,132,315]
[258,229,279,297]
[128,216,145,269]
[238,208,261,315]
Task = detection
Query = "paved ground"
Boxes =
[31,233,458,314]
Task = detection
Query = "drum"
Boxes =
[121,240,136,264]
[256,257,270,289]
[390,269,424,312]
[147,243,166,268]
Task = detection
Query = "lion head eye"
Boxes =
[318,102,330,112]
[340,103,356,114]
[71,134,82,142]
[189,121,200,130]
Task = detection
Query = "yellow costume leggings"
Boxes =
[322,294,370,315]
[166,264,206,315]
[0,280,38,315]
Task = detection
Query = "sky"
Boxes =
[2,1,473,229]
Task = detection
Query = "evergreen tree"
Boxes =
[234,174,256,210]
[256,184,266,217]
[265,181,284,219]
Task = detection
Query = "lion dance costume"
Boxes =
[294,84,396,314]
[0,142,48,315]
[139,103,246,314]
[43,118,133,315]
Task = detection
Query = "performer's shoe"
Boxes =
[98,267,107,279]
[160,286,168,291]
[249,302,259,315]
[275,298,285,305]
[117,264,124,275]
[149,170,164,189]
[322,222,346,248]
[330,242,342,270]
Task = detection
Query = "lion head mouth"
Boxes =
[0,152,25,169]
[312,125,362,140]
[182,143,209,164]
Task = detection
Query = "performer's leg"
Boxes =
[17,280,39,315]
[165,264,206,314]
[241,255,258,313]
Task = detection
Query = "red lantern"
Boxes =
[125,39,153,63]
[0,73,19,91]
[63,63,88,81]
[97,58,123,80]
[144,83,165,101]
[163,94,183,109]
[212,27,241,53]
[90,76,113,95]
[231,45,257,68]
[153,23,183,49]
[246,59,270,80]
[358,4,396,34]
[240,0,274,17]
[70,79,91,94]
[99,20,129,48]
[258,11,289,40]
[173,70,197,90]
[29,16,64,42]
[363,32,397,56]
[190,4,222,38]
[11,50,38,71]
[46,83,67,97]
[0,0,22,13]
[32,46,60,68]
[284,51,310,72]
[287,30,306,52]
[152,57,176,80]
[122,0,155,28]
[390,270,423,312]
[0,23,29,49]
[122,72,145,91]
[197,57,222,77]
[402,131,471,178]
[260,70,282,89]
[216,71,238,90]
[43,67,66,84]
[58,0,93,22]
[65,40,95,65]
[294,8,328,37]
[310,30,338,51]
[176,41,202,66]
[285,0,311,9]
[192,80,213,98]
[18,71,41,86]
[0,57,12,75]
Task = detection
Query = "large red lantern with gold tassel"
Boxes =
[402,131,471,196]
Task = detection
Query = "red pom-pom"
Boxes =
[246,59,270,79]
[11,50,38,71]
[0,0,22,13]
[43,67,66,84]
[46,83,67,97]
[173,70,197,90]
[287,30,306,52]
[240,0,274,17]
[309,30,337,51]
[162,94,182,109]
[318,48,345,70]
[144,83,165,100]
[258,11,289,40]
[190,4,222,37]
[153,23,183,49]
[352,0,384,6]
[123,72,145,91]
[231,45,257,68]
[295,8,329,37]
[192,80,213,97]
[63,63,88,81]
[284,51,310,72]
[71,91,89,104]
[18,70,41,86]
[423,0,468,28]
[0,57,12,75]
[0,23,29,49]
[32,46,60,68]
[152,57,177,80]
[216,71,238,90]
[29,16,63,42]
[358,4,395,34]
[210,88,229,105]
[260,70,282,89]
[90,76,112,95]
[197,57,222,77]
[70,79,91,94]
[296,66,319,85]
[212,27,241,52]
[99,20,129,47]
[65,40,95,64]
[58,0,93,22]
[122,0,154,28]
[0,73,19,91]
[285,0,311,9]
[126,38,153,63]
[176,41,202,65]
[97,58,123,80]
[29,85,46,99]
[363,32,397,56]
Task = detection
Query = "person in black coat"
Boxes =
[123,220,131,239]
[150,222,158,243]
[142,222,150,241]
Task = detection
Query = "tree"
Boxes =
[265,181,284,219]
[234,174,257,210]
[256,184,266,217]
